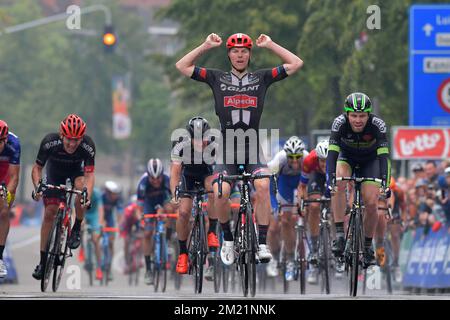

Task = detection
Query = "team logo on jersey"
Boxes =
[224,95,257,109]
[362,134,373,141]
[332,115,346,132]
[220,84,260,92]
[372,117,386,133]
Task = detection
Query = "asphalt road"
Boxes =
[1,226,449,300]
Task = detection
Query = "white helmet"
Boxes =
[283,136,305,156]
[104,180,122,194]
[315,140,329,159]
[147,158,163,178]
[129,194,138,203]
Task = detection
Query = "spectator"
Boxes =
[439,167,450,226]
[424,160,439,188]
[411,163,426,183]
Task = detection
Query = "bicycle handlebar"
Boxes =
[300,197,331,212]
[218,172,275,198]
[336,176,383,184]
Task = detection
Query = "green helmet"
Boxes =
[344,92,372,113]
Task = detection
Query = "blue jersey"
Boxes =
[0,132,21,183]
[137,173,171,213]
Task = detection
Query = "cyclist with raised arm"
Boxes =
[300,139,329,284]
[101,180,123,281]
[170,117,219,280]
[31,114,95,280]
[0,120,21,279]
[267,136,308,281]
[176,32,303,265]
[136,158,171,285]
[326,93,391,269]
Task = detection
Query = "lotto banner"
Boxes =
[402,226,450,289]
[112,74,132,140]
[391,127,450,159]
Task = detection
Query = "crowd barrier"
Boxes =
[401,225,450,289]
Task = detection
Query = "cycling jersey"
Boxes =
[102,192,124,227]
[35,133,96,175]
[301,149,327,195]
[120,202,140,237]
[326,113,390,184]
[191,66,288,132]
[85,187,103,233]
[35,133,95,205]
[0,132,20,184]
[137,173,171,213]
[268,149,309,208]
[171,137,215,175]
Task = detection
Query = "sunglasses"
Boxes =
[287,154,303,160]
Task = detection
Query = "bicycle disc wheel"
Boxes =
[41,213,61,292]
[349,212,361,297]
[53,220,69,292]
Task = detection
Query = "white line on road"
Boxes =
[10,234,40,250]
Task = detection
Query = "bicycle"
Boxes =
[100,227,118,286]
[218,165,277,297]
[301,197,332,294]
[144,213,178,292]
[175,182,212,294]
[83,225,99,286]
[277,202,310,294]
[125,223,143,286]
[335,172,382,297]
[363,204,394,295]
[33,179,87,292]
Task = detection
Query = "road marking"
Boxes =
[10,234,40,250]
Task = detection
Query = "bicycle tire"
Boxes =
[154,235,161,292]
[213,247,221,293]
[52,218,69,292]
[248,208,257,298]
[222,264,229,293]
[236,214,248,297]
[349,210,361,297]
[320,225,331,294]
[41,212,61,292]
[86,238,94,286]
[161,235,168,293]
[384,241,393,294]
[298,227,306,295]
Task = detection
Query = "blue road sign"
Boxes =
[410,5,450,126]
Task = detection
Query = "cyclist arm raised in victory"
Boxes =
[175,33,223,77]
[255,34,303,76]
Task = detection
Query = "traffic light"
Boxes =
[103,25,116,53]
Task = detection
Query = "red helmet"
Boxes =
[60,114,86,139]
[226,33,253,49]
[0,120,8,139]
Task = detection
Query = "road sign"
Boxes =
[410,5,450,126]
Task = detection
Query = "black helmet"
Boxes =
[344,92,372,113]
[186,116,210,139]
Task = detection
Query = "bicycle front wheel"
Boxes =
[247,207,257,298]
[349,211,361,297]
[298,227,306,295]
[52,219,70,292]
[320,225,331,294]
[41,212,61,292]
